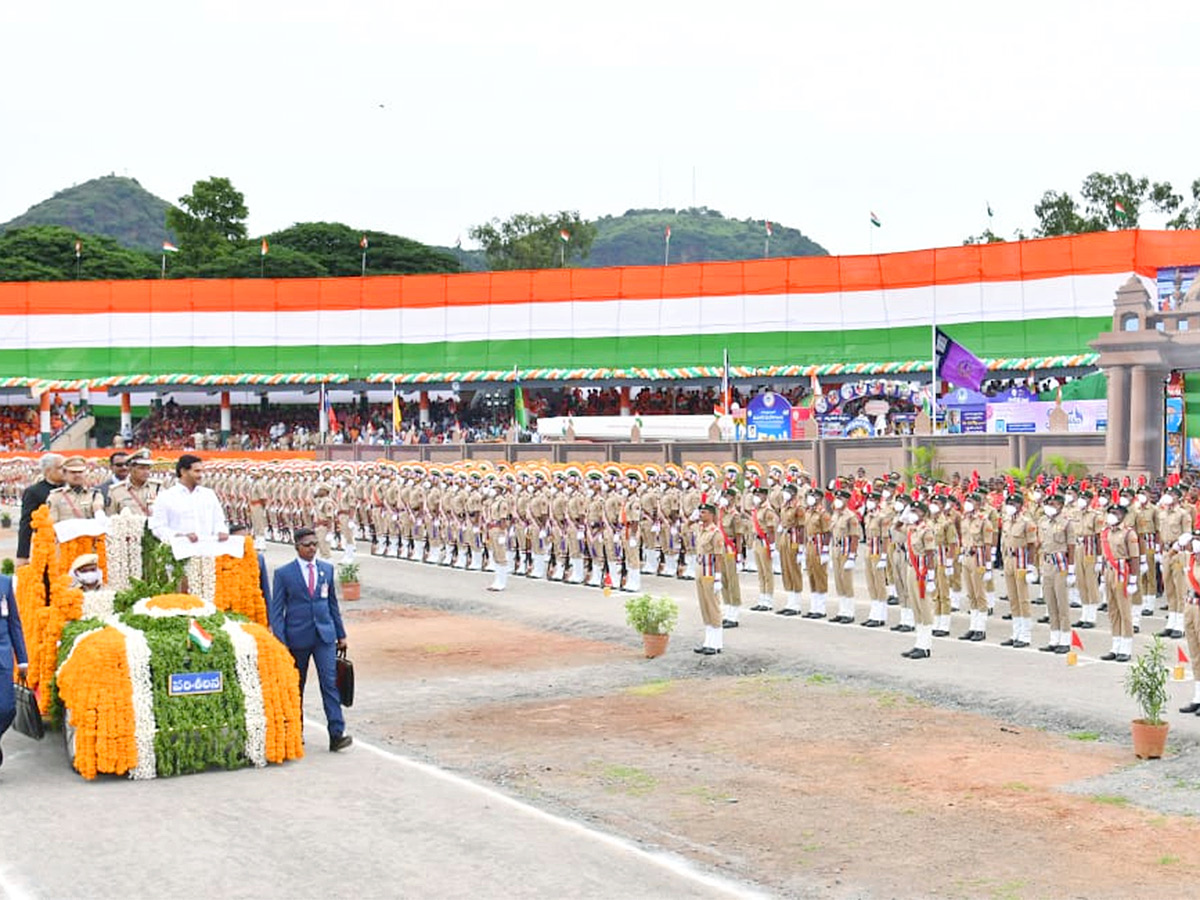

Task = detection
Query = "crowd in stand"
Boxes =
[0,398,85,451]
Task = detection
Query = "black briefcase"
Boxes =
[336,647,355,708]
[14,677,45,741]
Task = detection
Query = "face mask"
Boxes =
[880,490,891,501]
[904,511,919,525]
[1119,497,1131,507]
[750,495,761,507]
[963,501,975,513]
[1161,495,1174,506]
[833,498,845,510]
[1077,498,1088,509]
[806,495,817,507]
[866,499,877,510]
[77,569,101,585]
[1004,504,1016,517]
[893,501,906,513]
[929,503,940,515]
[1031,491,1043,502]
[1106,513,1120,526]
[783,490,794,502]
[1137,493,1148,505]
[719,497,729,507]
[1193,539,1200,553]
[1043,506,1058,518]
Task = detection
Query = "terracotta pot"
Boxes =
[1131,719,1169,759]
[642,632,670,658]
[340,581,361,601]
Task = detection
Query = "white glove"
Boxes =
[843,558,855,571]
[1067,565,1076,586]
[819,554,829,566]
[1178,533,1192,550]
[876,559,888,570]
[652,524,661,534]
[1025,569,1037,584]
[714,576,723,592]
[947,564,956,576]
[628,538,638,549]
[690,510,700,522]
[538,529,547,539]
[1095,560,1104,574]
[925,572,936,586]
[983,569,993,583]
[1140,560,1150,574]
[1127,578,1139,591]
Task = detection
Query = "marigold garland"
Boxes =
[57,628,138,780]
[213,537,268,626]
[144,593,206,612]
[242,622,305,763]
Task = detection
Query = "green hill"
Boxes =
[2,175,174,252]
[588,207,826,266]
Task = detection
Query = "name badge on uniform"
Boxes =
[1,597,7,617]
[321,583,329,598]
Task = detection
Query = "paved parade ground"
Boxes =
[7,522,1200,899]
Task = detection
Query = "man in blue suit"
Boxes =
[1,573,29,769]
[270,528,351,752]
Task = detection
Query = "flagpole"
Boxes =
[161,252,166,279]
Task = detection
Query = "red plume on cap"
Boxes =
[1112,489,1120,506]
[969,470,979,492]
[1081,480,1090,491]
[700,491,708,506]
[1005,475,1015,493]
[1168,473,1180,488]
[754,476,761,489]
[1036,473,1045,486]
[1100,476,1110,488]
[1067,474,1077,485]
[911,487,920,501]
[1137,474,1147,487]
[1051,476,1061,493]
[1122,476,1131,488]
[914,474,924,487]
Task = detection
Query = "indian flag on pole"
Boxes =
[162,241,179,253]
[392,382,402,434]
[559,229,570,243]
[870,211,882,228]
[188,618,214,653]
[765,221,773,237]
[1114,200,1128,219]
[261,238,269,256]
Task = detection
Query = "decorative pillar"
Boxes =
[619,386,631,417]
[419,390,430,426]
[219,391,232,447]
[1104,366,1130,469]
[319,385,329,435]
[79,384,90,412]
[119,392,133,442]
[39,391,51,451]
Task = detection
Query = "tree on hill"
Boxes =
[165,176,249,267]
[0,225,158,281]
[469,211,596,270]
[1033,171,1182,236]
[588,208,826,267]
[1,175,174,252]
[263,222,460,276]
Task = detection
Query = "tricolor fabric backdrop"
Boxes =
[0,230,1197,382]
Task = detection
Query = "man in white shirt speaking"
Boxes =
[150,454,230,546]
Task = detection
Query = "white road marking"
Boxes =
[308,719,770,899]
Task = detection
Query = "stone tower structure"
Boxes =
[1091,274,1200,475]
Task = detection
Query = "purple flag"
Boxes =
[936,328,987,392]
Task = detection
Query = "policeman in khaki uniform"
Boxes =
[1132,484,1160,618]
[1157,486,1191,639]
[312,484,337,559]
[901,500,937,659]
[930,494,959,637]
[106,449,159,517]
[801,488,832,619]
[1000,492,1037,649]
[717,487,743,628]
[957,491,994,642]
[1177,538,1200,715]
[1071,488,1103,630]
[775,484,804,616]
[692,499,725,655]
[48,456,104,523]
[747,485,779,612]
[828,488,861,624]
[860,486,890,628]
[1036,492,1075,654]
[1100,502,1141,663]
[486,480,512,591]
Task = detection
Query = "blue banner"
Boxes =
[745,392,793,441]
[168,671,224,697]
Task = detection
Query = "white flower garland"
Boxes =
[220,620,268,767]
[130,596,218,618]
[110,621,157,780]
[184,556,217,605]
[80,588,117,623]
[106,511,146,592]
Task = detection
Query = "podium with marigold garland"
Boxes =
[15,506,304,780]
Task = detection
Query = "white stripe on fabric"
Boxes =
[4,272,1145,349]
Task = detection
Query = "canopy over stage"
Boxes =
[0,230,1195,399]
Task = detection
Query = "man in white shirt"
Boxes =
[150,454,230,545]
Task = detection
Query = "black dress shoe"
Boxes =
[750,604,772,612]
[861,619,883,627]
[1185,703,1200,714]
[722,619,739,628]
[1141,608,1154,617]
[969,632,986,642]
[1156,627,1174,638]
[1038,644,1056,652]
[1037,616,1050,624]
[1012,640,1030,649]
[1114,653,1131,662]
[329,734,353,752]
[887,597,899,606]
[693,646,720,655]
[957,631,977,641]
[1170,630,1185,639]
[1002,613,1013,620]
[896,624,915,633]
[1133,626,1140,634]
[932,630,950,638]
[1100,651,1118,661]
[803,612,826,620]
[1000,638,1015,647]
[777,608,799,616]
[1098,603,1108,612]
[903,648,931,659]
[1078,621,1095,629]
[1054,644,1070,654]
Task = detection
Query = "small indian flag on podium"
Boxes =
[188,618,214,653]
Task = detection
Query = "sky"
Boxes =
[2,0,1197,258]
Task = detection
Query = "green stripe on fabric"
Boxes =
[3,316,1111,379]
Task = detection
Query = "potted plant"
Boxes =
[0,511,11,529]
[1125,635,1169,759]
[624,593,678,658]
[336,561,361,601]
